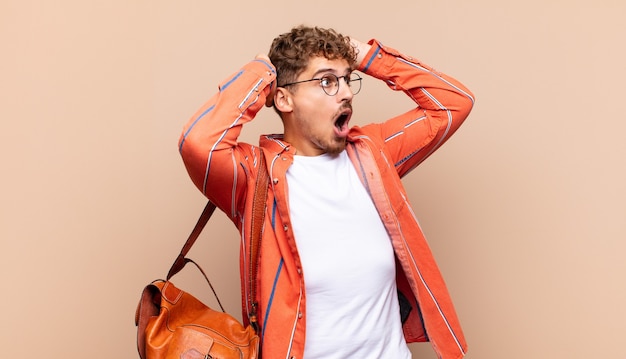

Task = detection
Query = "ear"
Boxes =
[274,87,294,113]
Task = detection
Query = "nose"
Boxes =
[337,77,354,102]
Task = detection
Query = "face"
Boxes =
[280,56,355,156]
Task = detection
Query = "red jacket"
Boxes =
[179,39,475,359]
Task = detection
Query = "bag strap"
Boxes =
[166,202,217,280]
[165,150,269,330]
[248,150,269,332]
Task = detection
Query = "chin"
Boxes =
[325,140,347,155]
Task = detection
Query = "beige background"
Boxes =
[1,0,625,358]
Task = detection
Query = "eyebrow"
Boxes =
[311,67,351,78]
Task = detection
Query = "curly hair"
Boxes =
[269,25,357,88]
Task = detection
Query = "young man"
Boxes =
[179,25,474,359]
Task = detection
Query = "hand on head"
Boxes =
[256,53,277,107]
[349,38,370,65]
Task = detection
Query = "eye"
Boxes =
[319,75,337,88]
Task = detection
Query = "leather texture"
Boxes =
[135,151,268,359]
[136,280,259,359]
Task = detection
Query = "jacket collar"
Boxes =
[259,134,291,155]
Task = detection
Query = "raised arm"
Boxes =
[357,39,475,177]
[178,58,276,219]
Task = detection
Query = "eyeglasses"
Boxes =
[279,72,362,96]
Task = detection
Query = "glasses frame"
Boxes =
[279,72,362,96]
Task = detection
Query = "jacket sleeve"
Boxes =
[178,59,276,220]
[357,40,475,178]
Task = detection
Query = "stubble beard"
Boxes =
[320,104,351,155]
[325,137,347,155]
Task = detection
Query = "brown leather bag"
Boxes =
[135,152,269,359]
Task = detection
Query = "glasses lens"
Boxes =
[319,73,362,96]
[320,75,339,96]
[348,73,362,95]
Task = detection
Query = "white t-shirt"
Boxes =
[286,151,411,359]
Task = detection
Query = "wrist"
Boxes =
[351,39,372,66]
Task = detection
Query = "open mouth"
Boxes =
[334,108,352,130]
[333,107,352,138]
